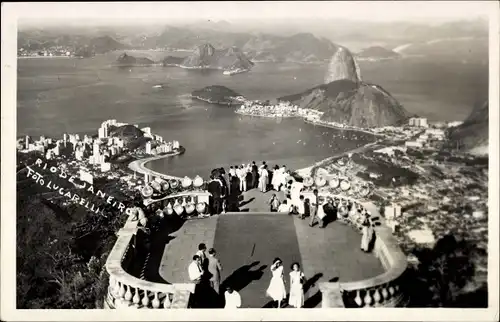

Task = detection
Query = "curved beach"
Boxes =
[128,151,184,181]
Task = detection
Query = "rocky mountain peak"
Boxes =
[325,46,362,84]
[196,43,216,56]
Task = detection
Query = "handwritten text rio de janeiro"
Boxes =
[25,158,134,215]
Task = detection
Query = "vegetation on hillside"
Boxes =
[16,151,134,308]
[405,234,487,307]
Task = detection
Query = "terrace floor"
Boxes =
[155,188,384,308]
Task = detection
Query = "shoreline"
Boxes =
[303,118,386,138]
[191,95,235,106]
[234,110,300,119]
[133,114,384,181]
[296,140,380,177]
[18,56,72,59]
[128,150,184,181]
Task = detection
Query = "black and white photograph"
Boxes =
[1,1,499,321]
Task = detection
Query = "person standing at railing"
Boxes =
[258,165,269,193]
[360,214,374,252]
[238,165,247,192]
[308,189,319,227]
[207,176,223,215]
[251,161,259,189]
[246,163,252,190]
[271,165,281,191]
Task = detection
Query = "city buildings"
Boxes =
[408,117,429,128]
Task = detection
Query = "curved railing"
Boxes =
[104,192,211,309]
[300,191,408,308]
[105,185,407,309]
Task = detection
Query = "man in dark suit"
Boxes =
[207,176,223,215]
[207,248,223,294]
[251,161,259,189]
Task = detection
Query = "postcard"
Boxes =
[1,1,498,321]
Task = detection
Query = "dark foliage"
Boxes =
[405,234,487,307]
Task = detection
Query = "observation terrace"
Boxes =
[105,175,408,309]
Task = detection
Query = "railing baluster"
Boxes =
[163,293,171,308]
[142,290,150,307]
[152,292,161,308]
[354,290,363,307]
[364,289,373,307]
[132,287,140,305]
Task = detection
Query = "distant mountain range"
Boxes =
[18,19,487,62]
[18,27,339,63]
[163,43,254,71]
[448,101,489,155]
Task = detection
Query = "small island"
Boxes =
[191,85,245,106]
[114,52,155,67]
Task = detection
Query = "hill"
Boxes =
[191,85,242,105]
[115,52,155,66]
[74,36,128,57]
[279,79,409,128]
[325,46,362,83]
[448,101,489,155]
[163,43,254,71]
[357,46,401,60]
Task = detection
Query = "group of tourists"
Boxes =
[268,189,327,228]
[268,188,375,250]
[188,243,242,308]
[206,161,294,215]
[187,244,307,309]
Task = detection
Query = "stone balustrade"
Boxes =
[300,192,408,308]
[143,191,210,209]
[105,193,205,309]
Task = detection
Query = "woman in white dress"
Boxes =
[271,166,282,191]
[258,165,269,193]
[288,262,305,308]
[266,258,287,308]
[360,214,374,252]
[316,197,327,228]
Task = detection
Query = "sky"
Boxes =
[10,1,492,25]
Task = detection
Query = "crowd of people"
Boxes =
[189,163,376,308]
[205,161,375,245]
[206,161,294,215]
